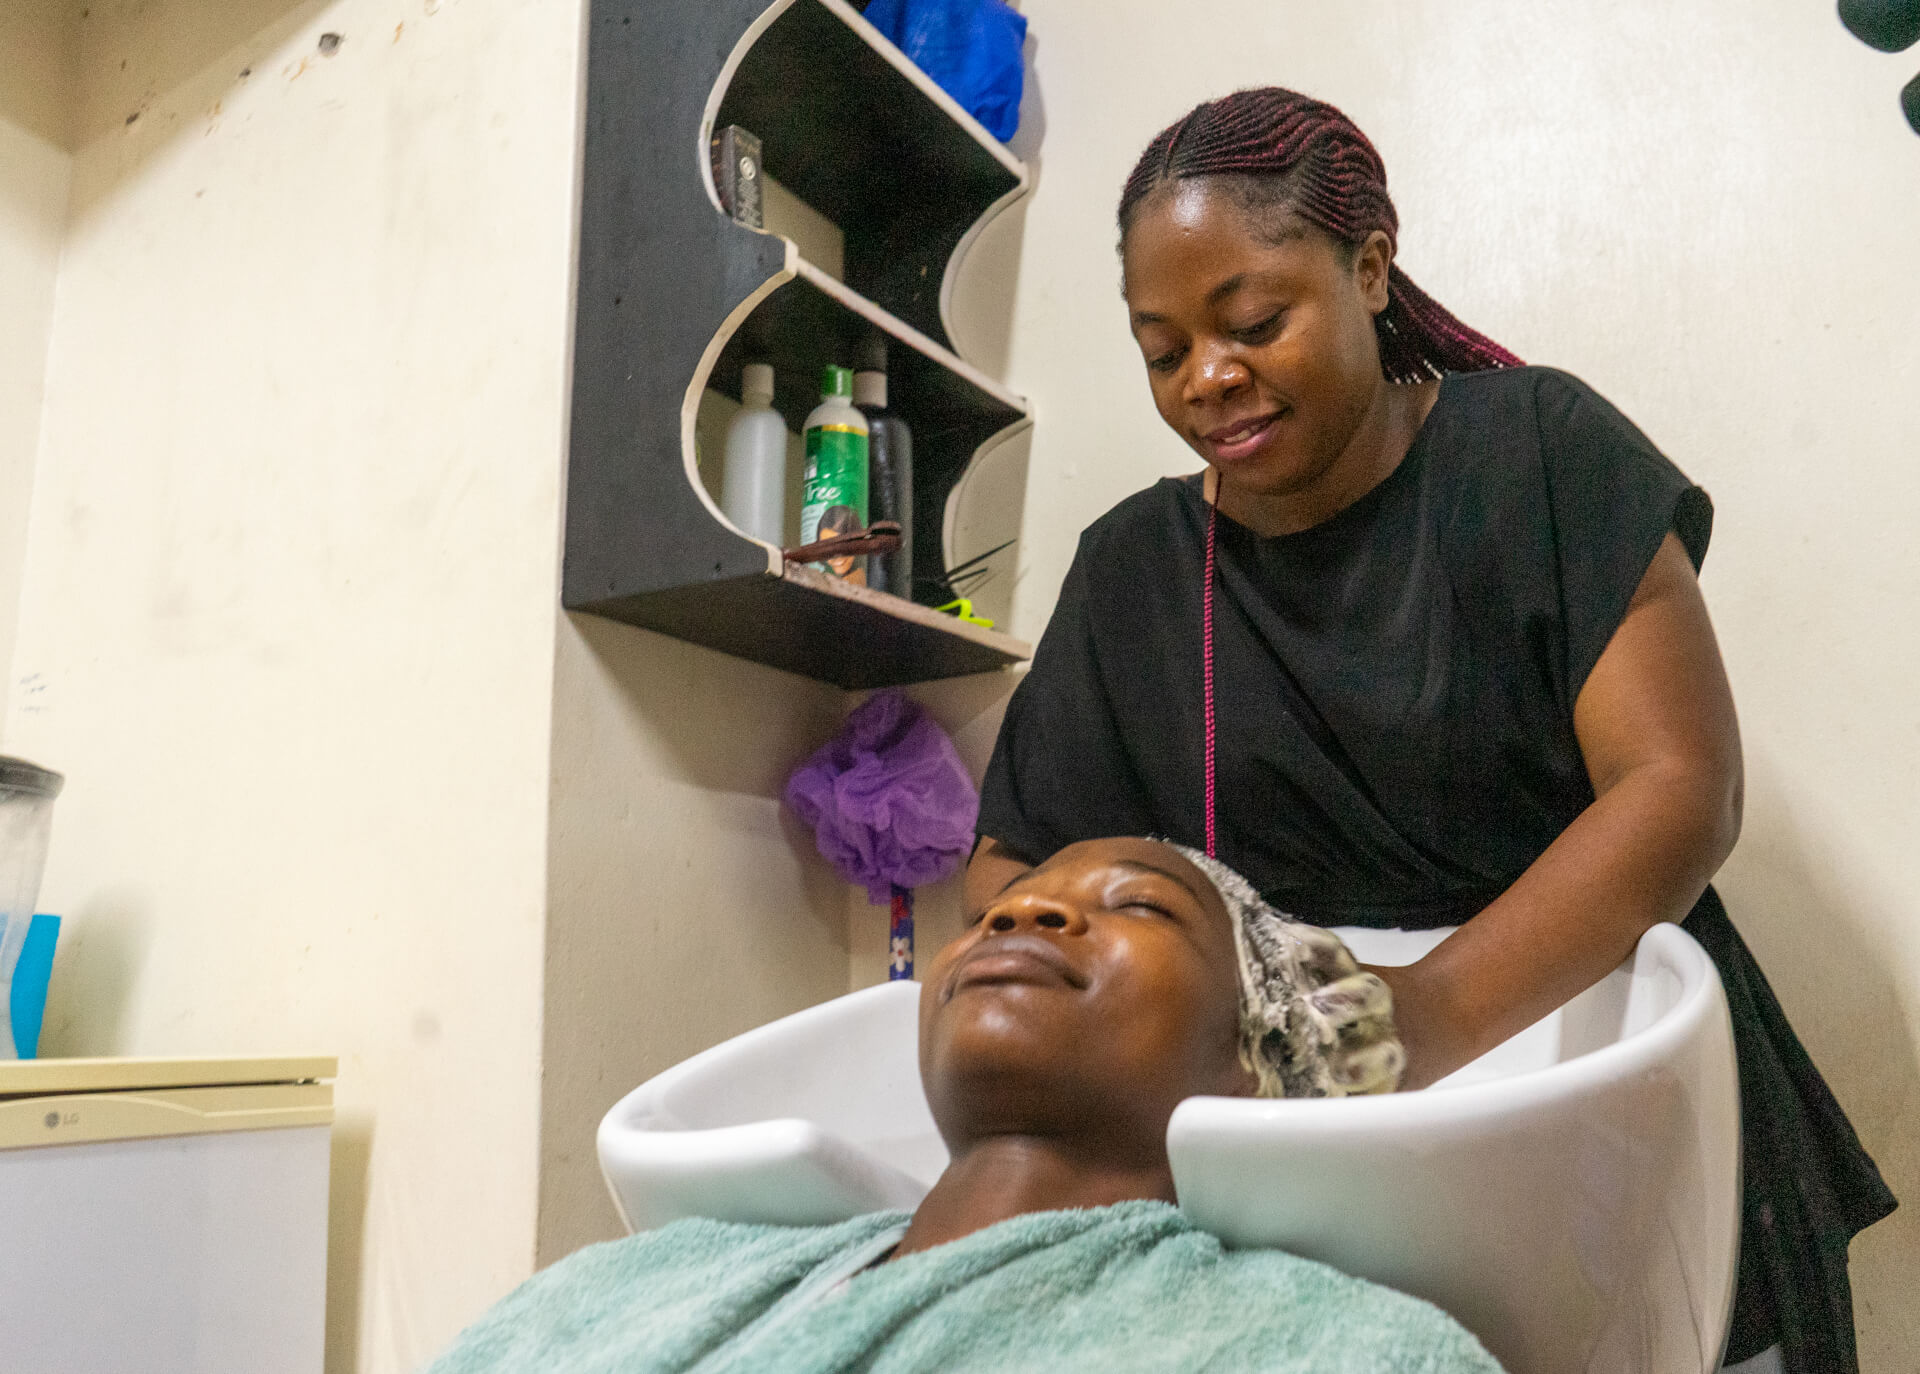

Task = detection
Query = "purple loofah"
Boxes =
[785,690,980,904]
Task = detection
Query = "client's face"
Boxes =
[919,838,1256,1159]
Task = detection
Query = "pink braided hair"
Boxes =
[1119,88,1521,383]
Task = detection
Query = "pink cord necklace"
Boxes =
[1203,495,1220,859]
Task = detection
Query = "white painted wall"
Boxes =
[537,615,853,1263]
[2,1,582,1368]
[0,2,74,729]
[982,0,1920,1360]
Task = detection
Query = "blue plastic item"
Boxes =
[8,914,59,1058]
[863,0,1027,142]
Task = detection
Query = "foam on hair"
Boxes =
[1119,87,1522,384]
[1167,842,1407,1099]
[1168,843,1335,1099]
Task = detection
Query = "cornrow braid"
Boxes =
[1119,88,1521,384]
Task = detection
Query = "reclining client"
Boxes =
[423,838,1499,1373]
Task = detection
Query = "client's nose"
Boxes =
[981,891,1088,936]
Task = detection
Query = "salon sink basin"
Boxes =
[598,923,1739,1374]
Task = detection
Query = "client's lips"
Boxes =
[948,936,1084,996]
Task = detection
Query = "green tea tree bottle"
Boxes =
[799,365,870,584]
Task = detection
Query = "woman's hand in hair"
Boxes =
[1257,919,1403,1096]
[1291,925,1404,1095]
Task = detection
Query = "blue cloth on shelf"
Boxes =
[863,0,1027,142]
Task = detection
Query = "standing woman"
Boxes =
[968,89,1894,1372]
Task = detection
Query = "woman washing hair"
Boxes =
[969,87,1894,1373]
[424,839,1488,1373]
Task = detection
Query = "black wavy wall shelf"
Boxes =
[564,0,1035,688]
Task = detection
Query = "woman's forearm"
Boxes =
[1376,533,1742,1089]
[1377,755,1739,1089]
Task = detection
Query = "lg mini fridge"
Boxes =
[0,1055,334,1373]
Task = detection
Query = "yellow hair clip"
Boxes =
[936,598,996,629]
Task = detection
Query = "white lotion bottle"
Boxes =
[720,363,787,545]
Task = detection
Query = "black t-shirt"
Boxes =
[981,365,1710,926]
[977,365,1894,1368]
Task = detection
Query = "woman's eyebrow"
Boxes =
[1204,272,1248,306]
[1131,274,1261,330]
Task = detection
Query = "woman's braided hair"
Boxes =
[1119,87,1521,384]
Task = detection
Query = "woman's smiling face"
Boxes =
[1122,178,1391,507]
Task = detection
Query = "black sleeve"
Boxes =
[1533,369,1714,697]
[977,534,1159,862]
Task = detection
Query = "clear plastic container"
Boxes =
[1,757,63,1059]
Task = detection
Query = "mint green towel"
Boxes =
[424,1200,1501,1373]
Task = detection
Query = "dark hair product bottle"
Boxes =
[853,360,913,599]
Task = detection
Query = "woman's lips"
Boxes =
[948,938,1083,996]
[1203,410,1285,463]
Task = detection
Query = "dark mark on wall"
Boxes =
[125,111,138,125]
[239,67,251,78]
[319,32,343,55]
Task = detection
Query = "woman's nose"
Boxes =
[1183,338,1249,405]
[982,892,1088,936]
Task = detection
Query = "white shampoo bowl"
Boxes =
[599,923,1739,1374]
